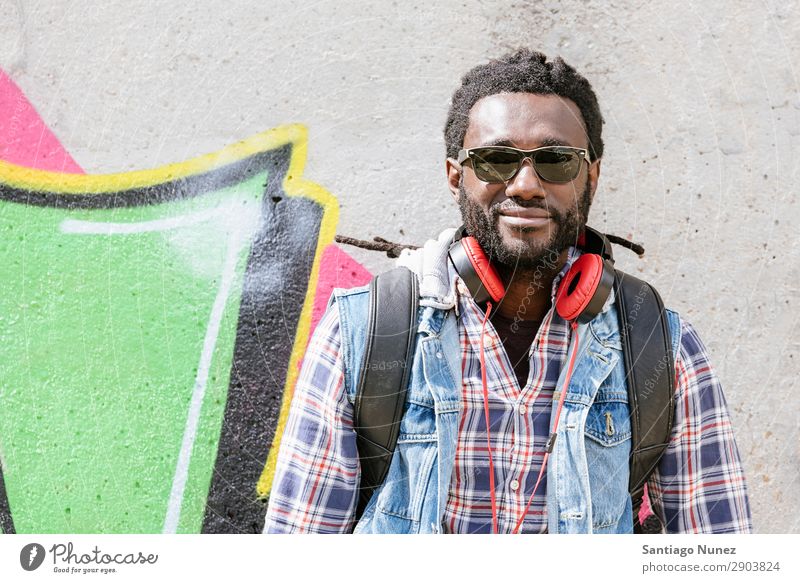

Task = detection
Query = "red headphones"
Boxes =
[447,224,616,324]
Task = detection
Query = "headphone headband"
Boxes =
[580,226,615,263]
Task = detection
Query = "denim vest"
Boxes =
[331,268,682,534]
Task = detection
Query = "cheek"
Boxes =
[463,178,503,209]
[551,181,586,207]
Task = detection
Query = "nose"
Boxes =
[504,156,546,200]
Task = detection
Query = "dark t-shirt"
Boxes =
[483,306,542,390]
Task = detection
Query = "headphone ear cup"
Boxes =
[448,236,505,303]
[555,254,615,324]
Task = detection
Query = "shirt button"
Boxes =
[510,479,520,491]
[436,351,443,359]
[518,404,527,415]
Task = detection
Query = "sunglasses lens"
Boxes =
[532,148,582,183]
[470,149,522,182]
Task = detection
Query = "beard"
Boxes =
[457,179,592,272]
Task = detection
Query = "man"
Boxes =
[264,49,753,534]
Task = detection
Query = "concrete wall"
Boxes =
[0,0,797,533]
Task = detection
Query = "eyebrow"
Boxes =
[480,136,573,148]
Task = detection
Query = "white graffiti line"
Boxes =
[163,228,245,533]
[59,204,239,235]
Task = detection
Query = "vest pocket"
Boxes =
[375,433,437,523]
[584,398,631,446]
[584,396,632,531]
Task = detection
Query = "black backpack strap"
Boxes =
[353,266,419,521]
[614,269,676,533]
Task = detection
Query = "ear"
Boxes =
[587,158,601,206]
[446,157,462,203]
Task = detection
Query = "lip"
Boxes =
[498,208,552,228]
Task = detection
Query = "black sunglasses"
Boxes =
[457,145,591,184]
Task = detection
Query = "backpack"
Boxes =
[352,233,675,534]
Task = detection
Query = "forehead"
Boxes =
[463,92,588,149]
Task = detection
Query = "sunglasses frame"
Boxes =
[457,145,592,184]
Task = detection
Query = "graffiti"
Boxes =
[0,69,82,173]
[0,125,326,534]
[0,70,376,533]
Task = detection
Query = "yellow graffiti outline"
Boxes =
[0,123,338,502]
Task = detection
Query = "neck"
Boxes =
[490,248,571,322]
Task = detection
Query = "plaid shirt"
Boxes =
[264,248,753,534]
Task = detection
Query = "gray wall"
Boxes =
[2,0,798,533]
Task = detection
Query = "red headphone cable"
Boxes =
[479,300,499,534]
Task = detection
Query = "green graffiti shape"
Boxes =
[0,125,338,533]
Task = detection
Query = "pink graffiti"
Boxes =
[0,69,82,173]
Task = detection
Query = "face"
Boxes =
[447,92,600,270]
